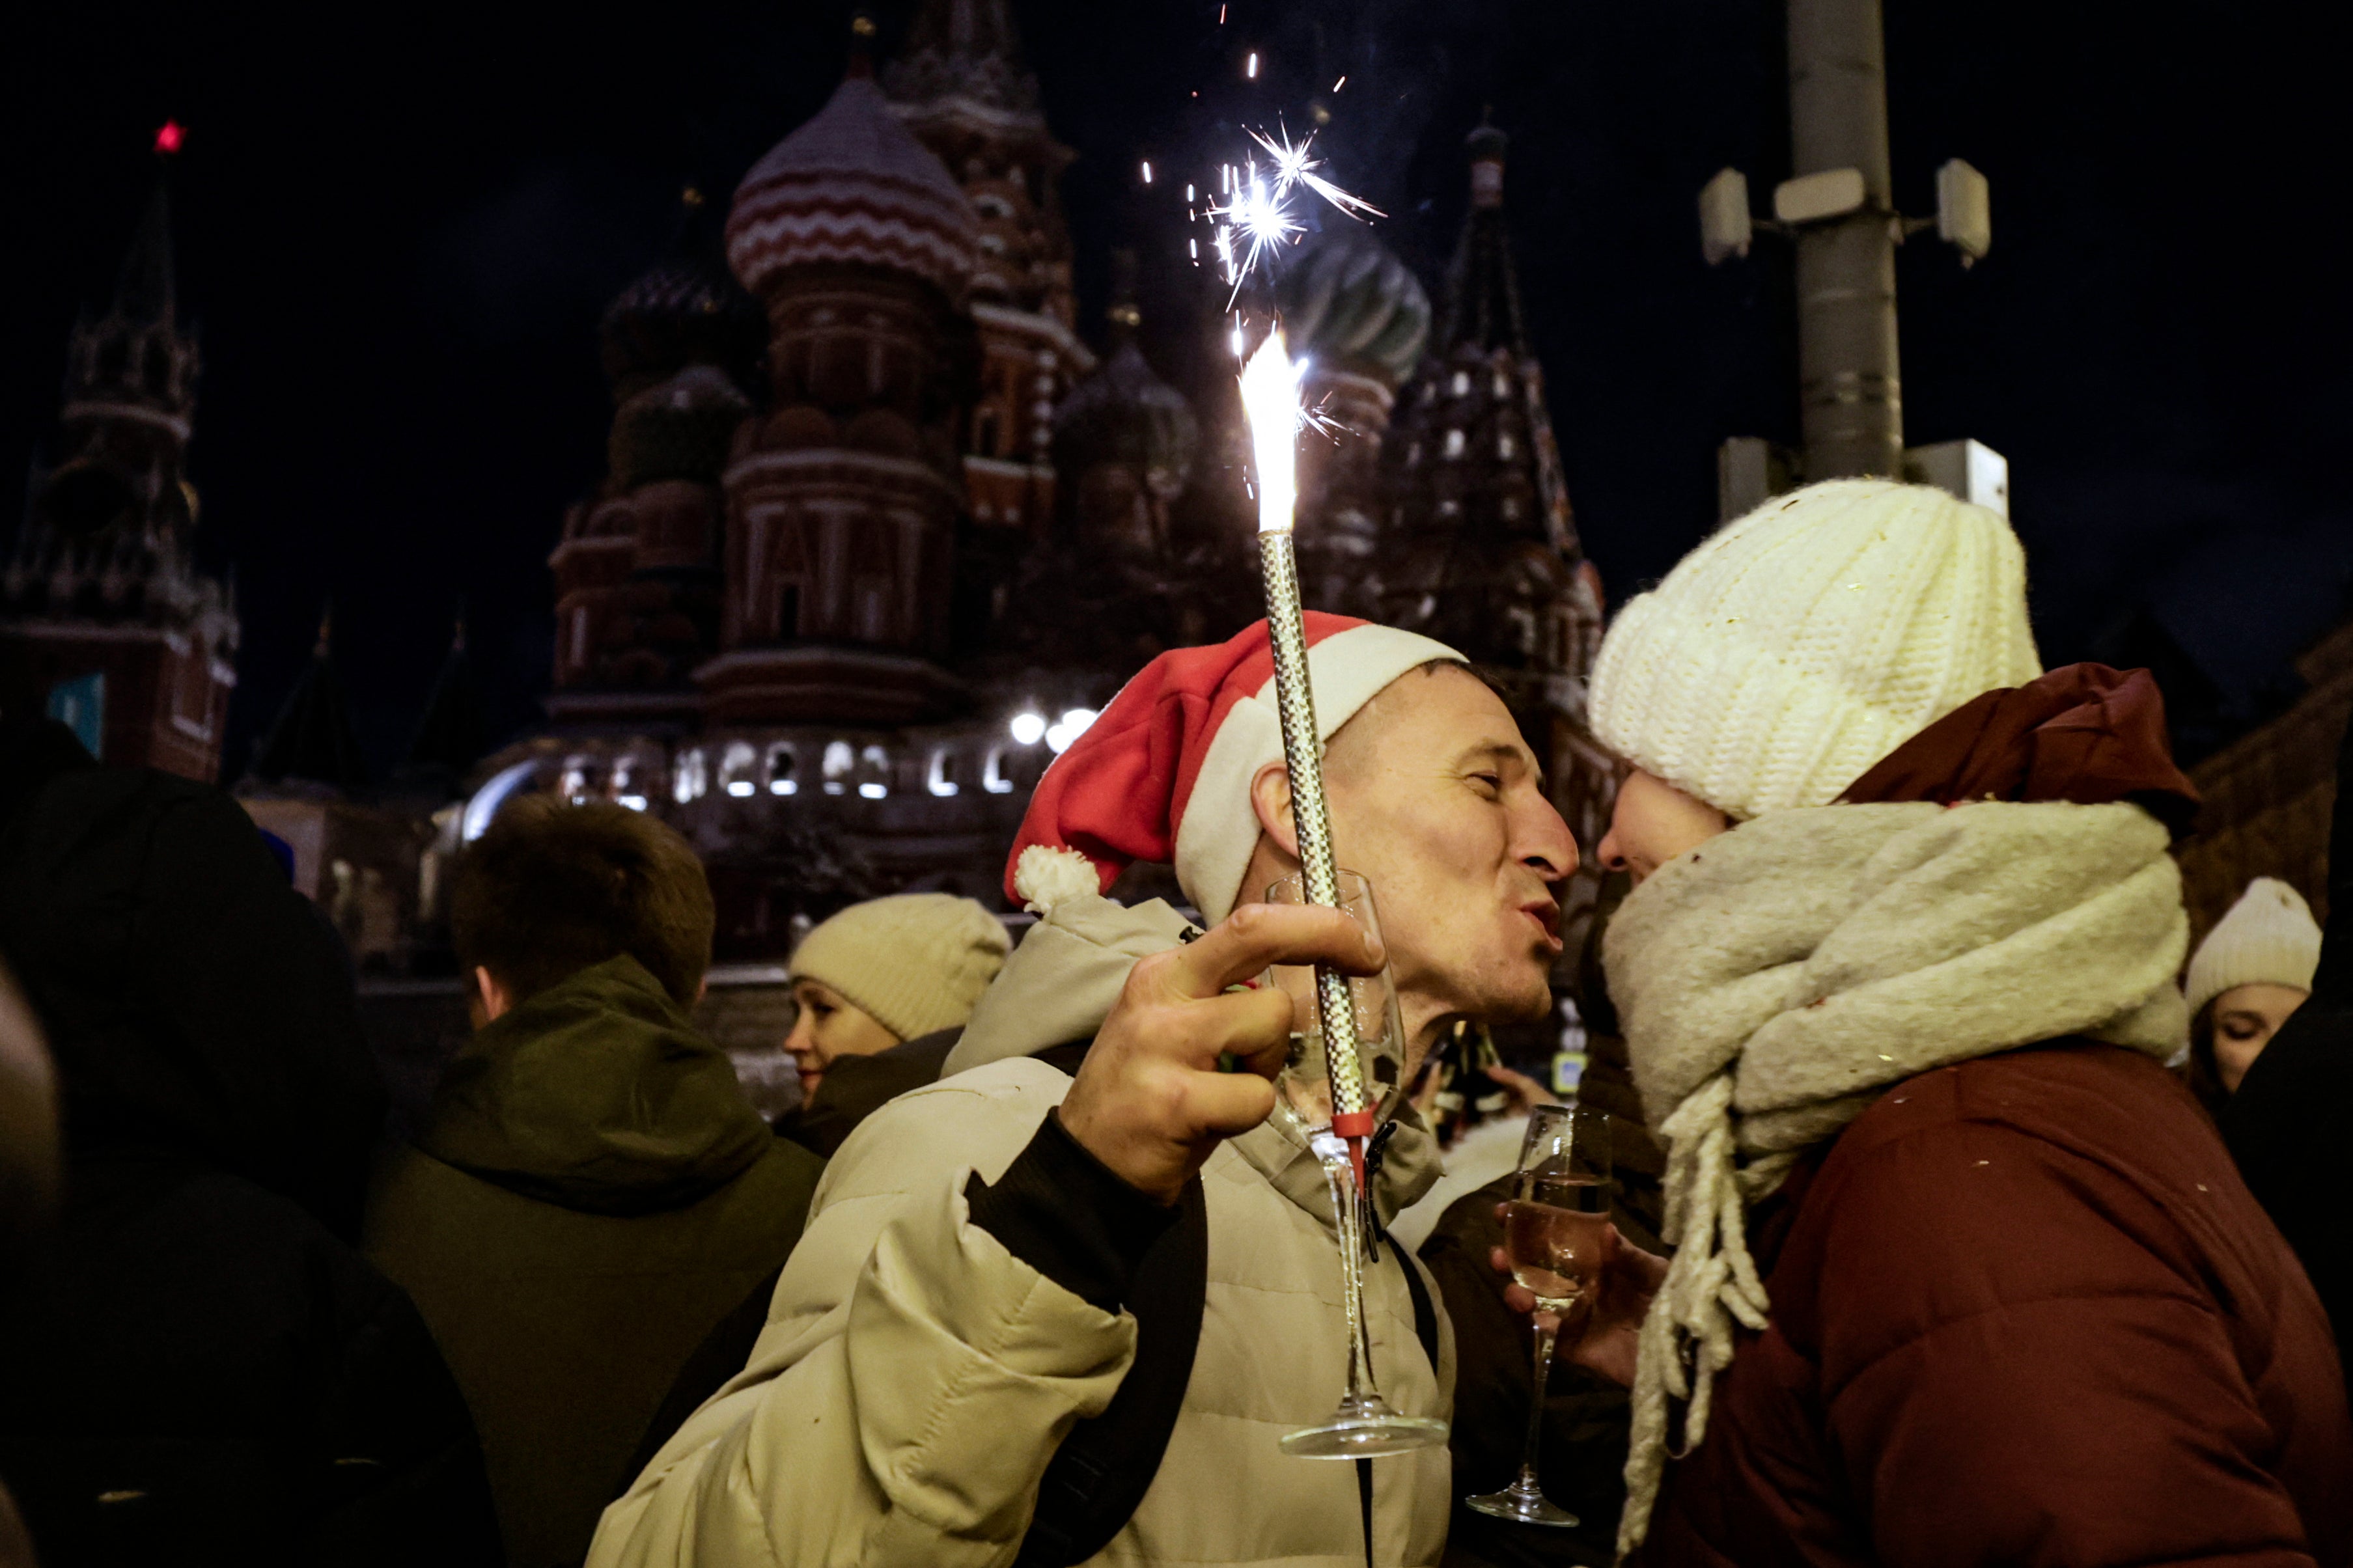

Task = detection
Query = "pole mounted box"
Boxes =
[1699,167,1753,264]
[1936,159,1992,262]
[1772,167,1868,225]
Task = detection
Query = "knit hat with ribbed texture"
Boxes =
[1589,478,2042,820]
[2184,877,2321,1019]
[787,894,1010,1044]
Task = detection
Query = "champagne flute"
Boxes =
[1263,870,1449,1460]
[1465,1101,1615,1526]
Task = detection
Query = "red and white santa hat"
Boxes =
[1006,613,1466,925]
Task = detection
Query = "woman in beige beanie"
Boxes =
[1526,479,2349,1563]
[2182,877,2320,1110]
[783,893,1009,1106]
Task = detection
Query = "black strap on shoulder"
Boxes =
[1356,1458,1378,1568]
[1014,1172,1208,1567]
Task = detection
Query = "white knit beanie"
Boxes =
[2184,878,2321,1019]
[787,893,1010,1043]
[1588,478,2043,820]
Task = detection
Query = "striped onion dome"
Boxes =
[727,66,978,301]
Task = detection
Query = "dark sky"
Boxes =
[7,0,2351,777]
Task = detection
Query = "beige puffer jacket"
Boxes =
[590,894,1455,1568]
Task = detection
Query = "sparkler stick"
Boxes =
[1238,329,1377,1189]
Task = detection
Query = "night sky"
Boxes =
[6,1,2350,777]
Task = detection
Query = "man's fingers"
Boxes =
[1161,901,1384,997]
[1180,1066,1278,1138]
[1142,985,1292,1073]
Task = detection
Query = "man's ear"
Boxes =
[473,965,514,1025]
[1250,762,1302,859]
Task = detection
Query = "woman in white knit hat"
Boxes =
[2182,877,2320,1111]
[1526,479,2350,1563]
[781,893,1009,1144]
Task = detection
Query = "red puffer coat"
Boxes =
[1642,1041,2352,1567]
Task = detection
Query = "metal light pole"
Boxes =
[1788,0,1902,480]
[1697,0,1997,515]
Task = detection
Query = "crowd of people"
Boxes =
[1,476,2346,1567]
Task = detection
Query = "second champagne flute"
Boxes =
[1465,1101,1615,1526]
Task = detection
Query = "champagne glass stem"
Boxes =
[1318,1144,1380,1402]
[1511,1314,1560,1494]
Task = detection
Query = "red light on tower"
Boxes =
[154,121,185,155]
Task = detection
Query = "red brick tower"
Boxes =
[2,143,238,779]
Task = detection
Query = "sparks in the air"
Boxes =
[1249,125,1385,220]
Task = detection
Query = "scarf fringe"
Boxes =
[1618,1071,1772,1561]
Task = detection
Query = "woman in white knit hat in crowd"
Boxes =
[1524,478,2349,1563]
[779,892,1009,1156]
[2181,877,2320,1113]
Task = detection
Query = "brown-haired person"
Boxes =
[366,796,822,1568]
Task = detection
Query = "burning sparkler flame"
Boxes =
[1239,330,1309,536]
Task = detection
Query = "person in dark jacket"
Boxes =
[0,717,500,1568]
[365,795,821,1568]
[2223,711,2353,1358]
[1557,480,2350,1563]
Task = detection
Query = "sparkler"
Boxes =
[1203,125,1383,307]
[1238,329,1378,1189]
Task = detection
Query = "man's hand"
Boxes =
[1059,902,1384,1204]
[1492,1211,1668,1388]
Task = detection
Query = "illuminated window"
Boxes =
[822,741,854,795]
[766,742,798,795]
[673,749,708,804]
[928,748,960,797]
[1443,428,1465,460]
[857,745,891,799]
[719,740,759,798]
[1450,370,1470,398]
[983,745,1016,794]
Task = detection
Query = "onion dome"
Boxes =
[609,364,753,491]
[1274,227,1430,387]
[727,64,979,302]
[1050,282,1197,502]
[600,189,764,399]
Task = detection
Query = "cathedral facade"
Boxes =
[466,4,1611,963]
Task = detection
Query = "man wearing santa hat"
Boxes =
[594,614,1578,1568]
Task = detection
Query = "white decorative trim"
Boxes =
[1173,624,1464,924]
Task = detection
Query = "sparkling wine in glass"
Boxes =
[1466,1101,1615,1526]
[1263,870,1448,1460]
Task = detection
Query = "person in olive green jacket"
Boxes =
[367,795,822,1568]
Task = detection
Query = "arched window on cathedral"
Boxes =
[765,742,798,795]
[822,740,854,795]
[856,745,891,800]
[926,747,960,797]
[719,741,759,798]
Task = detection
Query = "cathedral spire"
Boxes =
[113,171,178,328]
[1436,117,1533,365]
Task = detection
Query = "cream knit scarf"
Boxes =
[1602,801,2190,1560]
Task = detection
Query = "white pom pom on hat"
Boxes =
[1003,613,1466,924]
[1588,478,2042,821]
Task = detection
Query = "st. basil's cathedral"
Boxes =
[3,0,1614,972]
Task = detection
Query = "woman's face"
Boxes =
[782,979,900,1101]
[2210,982,2309,1093]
